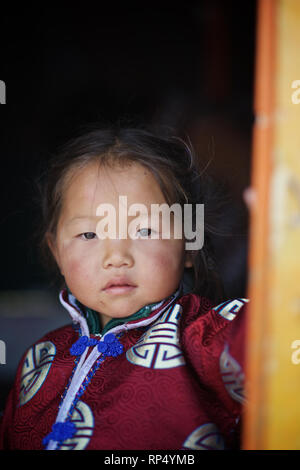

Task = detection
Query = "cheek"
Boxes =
[68,259,84,275]
[140,241,185,276]
[60,249,95,283]
[155,254,183,279]
[151,251,172,268]
[141,247,184,298]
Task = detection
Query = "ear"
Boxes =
[184,250,194,269]
[46,232,64,275]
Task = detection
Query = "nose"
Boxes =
[102,238,134,269]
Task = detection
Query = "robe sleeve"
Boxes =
[181,296,249,421]
[0,348,27,450]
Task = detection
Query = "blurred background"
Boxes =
[0,1,256,410]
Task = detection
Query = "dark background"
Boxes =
[0,1,256,409]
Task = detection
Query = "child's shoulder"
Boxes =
[177,292,249,332]
[177,292,214,316]
[23,323,77,358]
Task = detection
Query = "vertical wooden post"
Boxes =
[243,0,300,450]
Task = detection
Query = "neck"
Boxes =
[66,285,182,336]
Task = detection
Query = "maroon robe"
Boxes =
[0,290,248,450]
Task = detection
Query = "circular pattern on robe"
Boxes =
[182,423,225,450]
[126,304,185,369]
[19,341,56,406]
[58,401,94,450]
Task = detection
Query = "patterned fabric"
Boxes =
[0,292,248,450]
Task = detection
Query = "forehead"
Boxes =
[60,161,167,218]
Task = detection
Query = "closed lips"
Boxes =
[103,280,136,290]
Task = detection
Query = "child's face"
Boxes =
[49,162,192,327]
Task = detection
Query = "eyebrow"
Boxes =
[67,216,99,225]
[67,210,151,224]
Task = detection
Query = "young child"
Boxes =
[0,126,248,450]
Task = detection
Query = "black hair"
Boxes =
[36,124,226,304]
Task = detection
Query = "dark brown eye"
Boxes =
[138,228,152,238]
[81,232,97,240]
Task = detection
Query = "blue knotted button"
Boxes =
[69,335,89,356]
[69,336,100,356]
[70,333,123,358]
[97,333,123,357]
[43,420,76,446]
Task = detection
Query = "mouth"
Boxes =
[102,279,137,295]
